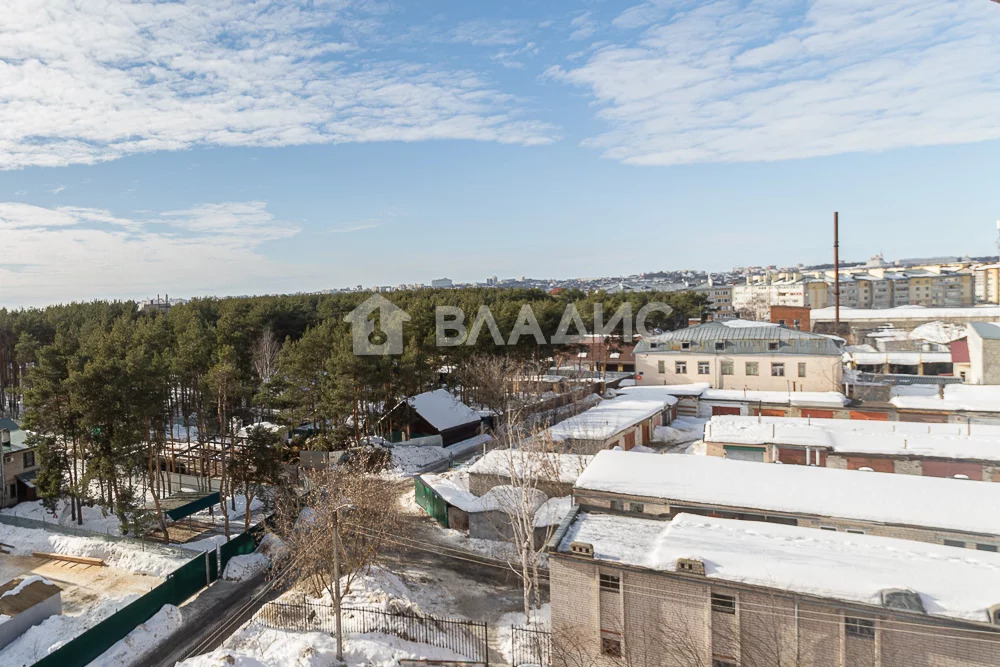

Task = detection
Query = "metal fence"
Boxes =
[255,600,489,664]
[510,625,551,666]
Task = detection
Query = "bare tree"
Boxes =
[252,327,281,386]
[273,463,401,603]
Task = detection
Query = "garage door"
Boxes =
[724,445,765,462]
[849,410,889,421]
[712,406,742,416]
[800,409,834,419]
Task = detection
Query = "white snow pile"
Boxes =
[496,603,550,666]
[176,626,472,667]
[0,523,189,578]
[652,417,706,445]
[562,512,1000,623]
[88,604,183,667]
[574,450,1000,537]
[223,553,271,582]
[390,433,492,474]
[0,593,141,664]
[0,499,123,535]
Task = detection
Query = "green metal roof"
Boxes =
[0,418,28,452]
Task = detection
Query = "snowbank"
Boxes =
[89,604,183,667]
[223,553,270,582]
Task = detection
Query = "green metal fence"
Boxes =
[31,517,271,667]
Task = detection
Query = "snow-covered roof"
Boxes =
[534,496,573,527]
[467,449,592,484]
[407,389,482,431]
[700,389,849,407]
[704,415,1000,462]
[812,306,1000,322]
[636,382,711,396]
[558,512,1000,623]
[574,450,1000,536]
[890,384,1000,413]
[419,474,481,512]
[909,321,969,345]
[611,386,679,405]
[548,398,671,442]
[847,351,953,365]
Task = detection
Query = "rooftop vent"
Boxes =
[569,541,594,558]
[676,558,705,576]
[880,589,924,613]
[0,429,9,446]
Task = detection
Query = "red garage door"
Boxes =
[849,410,889,421]
[800,409,834,419]
[922,460,982,480]
[847,457,894,473]
[712,406,742,416]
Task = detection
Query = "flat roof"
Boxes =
[574,450,1000,536]
[558,512,1000,623]
[891,384,1000,413]
[466,449,592,485]
[547,397,671,442]
[704,415,1000,462]
[812,306,1000,322]
[700,389,849,407]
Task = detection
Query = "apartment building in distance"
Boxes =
[549,511,1000,667]
[634,321,843,392]
[691,278,735,320]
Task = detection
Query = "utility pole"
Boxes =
[333,506,344,663]
[834,211,840,327]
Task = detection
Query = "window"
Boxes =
[745,362,759,376]
[629,502,644,514]
[846,529,865,535]
[943,539,965,548]
[793,319,801,329]
[715,341,725,351]
[23,450,35,468]
[610,500,625,511]
[601,637,623,658]
[681,342,692,350]
[798,362,806,378]
[599,574,621,593]
[697,361,710,375]
[675,361,687,374]
[977,544,998,552]
[657,360,665,374]
[820,526,837,531]
[777,319,786,325]
[721,360,733,375]
[711,592,736,614]
[845,617,875,640]
[768,341,779,351]
[771,363,785,377]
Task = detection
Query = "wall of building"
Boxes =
[2,446,37,508]
[636,352,841,392]
[550,557,1000,667]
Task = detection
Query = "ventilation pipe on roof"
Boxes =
[989,603,1000,626]
[676,558,706,576]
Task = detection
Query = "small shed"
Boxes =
[0,576,62,650]
[403,390,483,446]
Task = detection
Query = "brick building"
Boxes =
[573,450,1000,551]
[549,511,1000,667]
[702,415,1000,482]
[769,305,811,331]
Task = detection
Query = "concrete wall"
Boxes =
[636,352,842,392]
[550,557,1000,667]
[0,593,61,651]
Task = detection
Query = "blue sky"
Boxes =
[1,0,999,307]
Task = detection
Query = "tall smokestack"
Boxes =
[834,211,840,327]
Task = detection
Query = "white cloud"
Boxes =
[0,201,322,307]
[554,0,1000,165]
[569,11,598,40]
[0,1,556,170]
[47,185,66,194]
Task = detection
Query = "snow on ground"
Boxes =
[496,603,550,665]
[1,499,123,535]
[0,592,141,665]
[0,523,190,577]
[89,604,183,667]
[222,553,270,582]
[176,625,472,667]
